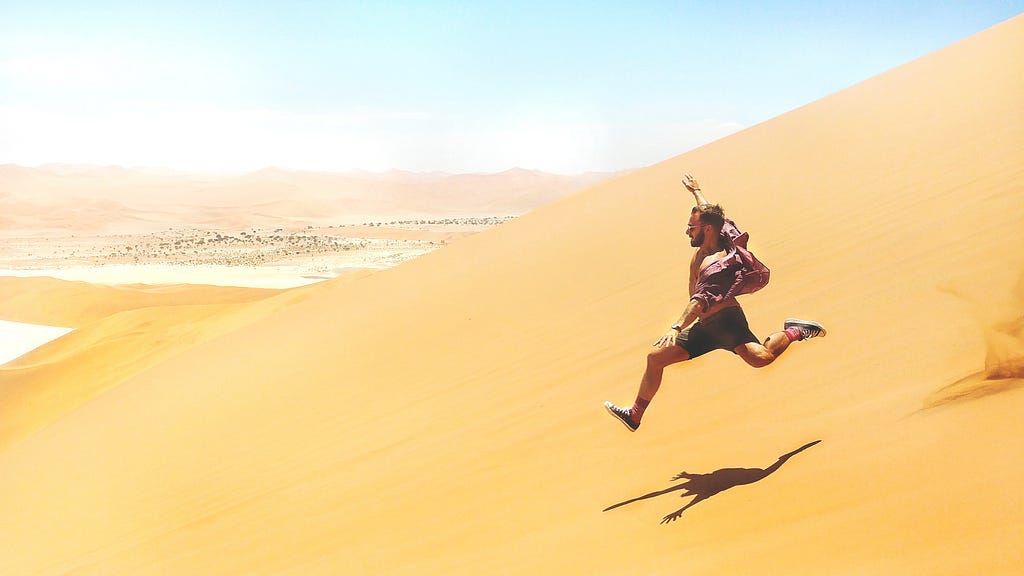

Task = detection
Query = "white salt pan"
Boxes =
[0,320,74,366]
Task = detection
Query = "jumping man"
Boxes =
[604,174,826,431]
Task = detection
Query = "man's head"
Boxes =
[687,204,725,247]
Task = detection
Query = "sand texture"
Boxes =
[1,15,1023,575]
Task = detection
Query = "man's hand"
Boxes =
[681,173,701,193]
[682,173,709,206]
[654,329,681,348]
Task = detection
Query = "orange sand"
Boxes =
[1,15,1022,575]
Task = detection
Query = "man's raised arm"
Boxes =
[682,173,709,206]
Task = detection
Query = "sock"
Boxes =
[631,397,651,422]
[784,327,803,342]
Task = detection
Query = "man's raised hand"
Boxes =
[681,173,701,193]
[682,173,709,206]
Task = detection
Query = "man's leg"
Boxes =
[638,344,691,406]
[605,345,690,431]
[735,333,791,368]
[735,319,827,368]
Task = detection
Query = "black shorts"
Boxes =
[675,306,759,358]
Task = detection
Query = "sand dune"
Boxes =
[1,14,1023,575]
[0,275,282,326]
[0,277,295,451]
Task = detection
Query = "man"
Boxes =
[604,174,826,432]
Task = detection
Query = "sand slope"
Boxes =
[0,276,282,326]
[1,14,1023,575]
[0,277,299,452]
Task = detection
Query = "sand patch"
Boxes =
[925,372,1024,408]
[927,268,1024,408]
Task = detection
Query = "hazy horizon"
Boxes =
[2,2,1020,175]
[2,161,626,178]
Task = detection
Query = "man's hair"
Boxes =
[691,203,726,231]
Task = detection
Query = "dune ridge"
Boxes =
[1,14,1023,575]
[0,277,313,452]
[0,275,282,326]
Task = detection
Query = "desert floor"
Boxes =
[0,217,509,365]
[0,216,512,286]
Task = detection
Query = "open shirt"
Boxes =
[690,218,771,312]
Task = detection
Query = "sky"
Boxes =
[1,1,1021,175]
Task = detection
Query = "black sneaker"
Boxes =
[784,318,827,340]
[604,401,639,432]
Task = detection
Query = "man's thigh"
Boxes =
[649,343,691,368]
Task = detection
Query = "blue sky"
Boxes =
[1,1,1021,174]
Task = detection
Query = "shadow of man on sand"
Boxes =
[604,440,821,524]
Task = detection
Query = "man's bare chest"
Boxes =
[697,250,728,274]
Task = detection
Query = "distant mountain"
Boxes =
[0,165,625,234]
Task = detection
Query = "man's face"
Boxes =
[687,214,706,247]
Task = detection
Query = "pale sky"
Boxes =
[1,1,1021,174]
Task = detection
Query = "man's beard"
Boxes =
[690,230,705,247]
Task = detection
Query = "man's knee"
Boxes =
[737,344,775,368]
[647,349,668,367]
[648,346,688,368]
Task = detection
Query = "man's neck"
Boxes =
[699,238,726,255]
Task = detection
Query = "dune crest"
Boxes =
[0,277,313,451]
[0,276,282,326]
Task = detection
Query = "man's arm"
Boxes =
[682,173,709,206]
[655,298,704,348]
[688,248,703,296]
[672,298,703,332]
